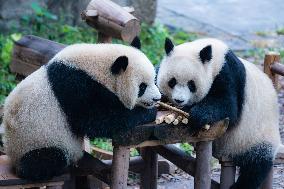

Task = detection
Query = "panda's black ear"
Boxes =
[130,36,141,49]
[111,56,128,75]
[165,37,174,56]
[199,45,212,64]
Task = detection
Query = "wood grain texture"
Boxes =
[10,35,65,76]
[82,0,140,42]
[263,52,281,88]
[194,141,212,189]
[0,155,68,187]
[110,145,130,189]
[219,157,236,189]
[140,147,158,189]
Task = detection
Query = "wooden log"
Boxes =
[110,145,130,189]
[263,52,281,88]
[153,145,196,175]
[113,118,229,147]
[82,0,140,42]
[194,141,212,189]
[219,157,236,189]
[140,147,158,189]
[10,35,65,77]
[270,62,284,76]
[74,152,111,184]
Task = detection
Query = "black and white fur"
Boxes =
[3,37,161,180]
[157,38,281,189]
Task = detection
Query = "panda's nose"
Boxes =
[153,98,161,102]
[174,99,184,104]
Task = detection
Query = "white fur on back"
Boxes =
[52,44,156,109]
[3,67,83,165]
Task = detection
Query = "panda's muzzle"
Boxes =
[142,97,160,107]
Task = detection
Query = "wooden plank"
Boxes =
[92,146,113,160]
[0,181,64,189]
[0,156,68,186]
[113,118,229,147]
[194,141,212,189]
[82,0,140,42]
[140,147,158,189]
[110,145,130,189]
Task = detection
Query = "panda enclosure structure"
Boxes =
[0,0,283,189]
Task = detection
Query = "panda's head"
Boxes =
[110,37,161,109]
[52,37,161,110]
[157,38,228,107]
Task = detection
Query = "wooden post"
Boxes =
[194,141,212,189]
[260,167,273,189]
[140,147,158,189]
[82,0,140,42]
[219,157,236,189]
[264,52,281,88]
[110,145,130,189]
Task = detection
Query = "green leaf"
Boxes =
[31,2,44,15]
[11,33,22,41]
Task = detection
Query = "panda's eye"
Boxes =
[138,82,147,97]
[168,78,177,89]
[188,80,196,92]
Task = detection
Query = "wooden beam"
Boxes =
[194,141,212,189]
[73,152,111,184]
[82,0,140,42]
[270,62,284,76]
[10,35,65,77]
[153,144,196,175]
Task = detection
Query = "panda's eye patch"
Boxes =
[188,80,196,92]
[138,82,147,97]
[168,78,177,89]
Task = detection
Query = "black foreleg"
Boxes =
[230,143,274,189]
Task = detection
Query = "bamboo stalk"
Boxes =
[157,102,189,118]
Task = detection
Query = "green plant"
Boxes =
[0,34,21,104]
[91,138,113,152]
[276,28,284,35]
[180,143,194,155]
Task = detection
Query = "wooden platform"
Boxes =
[0,155,69,188]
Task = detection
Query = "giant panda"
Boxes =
[156,38,282,189]
[2,37,161,181]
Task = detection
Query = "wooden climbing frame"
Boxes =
[2,0,283,189]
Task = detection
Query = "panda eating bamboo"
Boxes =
[157,38,282,189]
[2,37,161,180]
